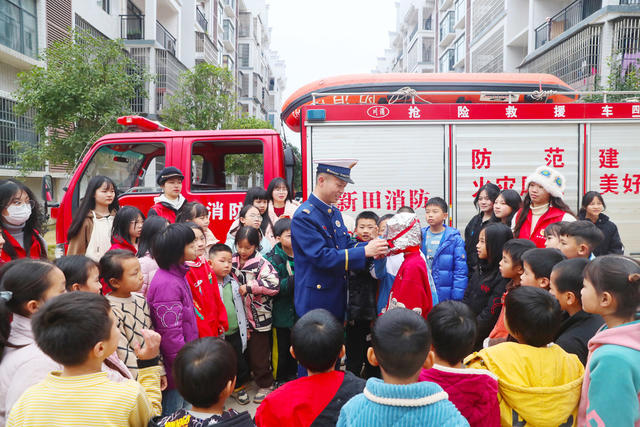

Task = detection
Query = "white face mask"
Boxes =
[3,203,32,226]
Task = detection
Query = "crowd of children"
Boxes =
[0,163,637,427]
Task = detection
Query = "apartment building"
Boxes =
[376,0,437,73]
[437,0,469,72]
[470,0,640,90]
[237,0,286,131]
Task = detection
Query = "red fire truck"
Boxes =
[46,74,640,256]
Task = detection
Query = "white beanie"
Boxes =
[525,166,566,199]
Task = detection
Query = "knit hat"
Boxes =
[525,166,566,199]
[385,212,422,255]
[156,166,184,186]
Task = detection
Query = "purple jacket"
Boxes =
[147,264,198,390]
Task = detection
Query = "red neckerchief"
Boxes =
[402,245,421,254]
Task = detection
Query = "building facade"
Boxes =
[237,0,285,131]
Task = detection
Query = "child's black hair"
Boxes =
[67,176,119,241]
[583,255,640,318]
[396,206,414,214]
[273,218,291,237]
[425,197,448,213]
[551,258,590,304]
[473,182,500,210]
[491,189,522,224]
[55,255,100,291]
[32,292,112,366]
[291,309,344,372]
[153,223,196,270]
[427,301,476,366]
[502,239,536,268]
[372,308,431,379]
[544,221,566,238]
[99,249,137,287]
[560,220,605,252]
[111,205,144,245]
[579,191,606,216]
[355,211,379,226]
[175,201,209,223]
[378,214,394,225]
[266,177,293,203]
[521,248,566,279]
[235,226,261,251]
[0,260,58,361]
[243,187,269,205]
[174,337,237,408]
[183,221,205,236]
[480,223,514,271]
[229,204,262,236]
[209,243,232,257]
[504,286,562,347]
[136,216,169,257]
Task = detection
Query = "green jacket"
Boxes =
[265,243,296,328]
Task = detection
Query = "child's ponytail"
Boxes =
[584,255,640,318]
[0,259,56,361]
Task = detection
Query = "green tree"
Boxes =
[14,30,147,172]
[161,62,236,130]
[584,52,640,102]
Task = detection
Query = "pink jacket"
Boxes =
[419,364,500,427]
[139,252,160,296]
[0,314,131,424]
[231,252,279,332]
[265,200,299,245]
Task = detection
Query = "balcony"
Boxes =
[454,0,465,29]
[222,20,235,51]
[439,0,454,11]
[534,0,602,49]
[439,48,455,72]
[196,7,208,32]
[454,36,465,69]
[224,0,235,18]
[196,31,218,65]
[120,15,144,40]
[439,11,456,47]
[156,21,176,56]
[424,16,432,30]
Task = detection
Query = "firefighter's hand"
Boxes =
[365,239,388,258]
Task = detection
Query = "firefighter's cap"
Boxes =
[315,159,358,184]
[157,166,185,186]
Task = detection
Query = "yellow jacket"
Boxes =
[464,342,584,427]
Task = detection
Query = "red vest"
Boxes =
[515,206,568,248]
[384,249,433,320]
[149,203,177,223]
[0,230,46,262]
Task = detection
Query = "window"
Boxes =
[99,0,110,13]
[77,143,166,205]
[0,97,37,168]
[0,0,38,58]
[239,43,249,67]
[455,35,465,64]
[191,140,264,191]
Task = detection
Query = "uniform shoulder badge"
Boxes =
[302,208,311,214]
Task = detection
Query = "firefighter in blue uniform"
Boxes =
[291,159,388,320]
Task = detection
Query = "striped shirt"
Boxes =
[7,366,161,427]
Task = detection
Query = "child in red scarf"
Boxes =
[185,223,228,337]
[383,212,433,320]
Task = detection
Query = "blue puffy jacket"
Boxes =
[420,226,468,301]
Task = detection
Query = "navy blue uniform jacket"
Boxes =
[291,193,367,320]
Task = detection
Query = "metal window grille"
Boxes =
[239,43,249,67]
[0,97,38,168]
[127,47,149,114]
[471,27,504,72]
[155,48,187,112]
[519,25,601,90]
[422,38,433,63]
[472,0,504,40]
[196,31,218,65]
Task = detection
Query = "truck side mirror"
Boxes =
[41,175,59,209]
[284,145,296,193]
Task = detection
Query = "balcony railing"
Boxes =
[156,21,176,56]
[409,24,418,41]
[534,0,602,49]
[620,0,640,3]
[196,7,208,32]
[120,14,144,40]
[195,31,218,64]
